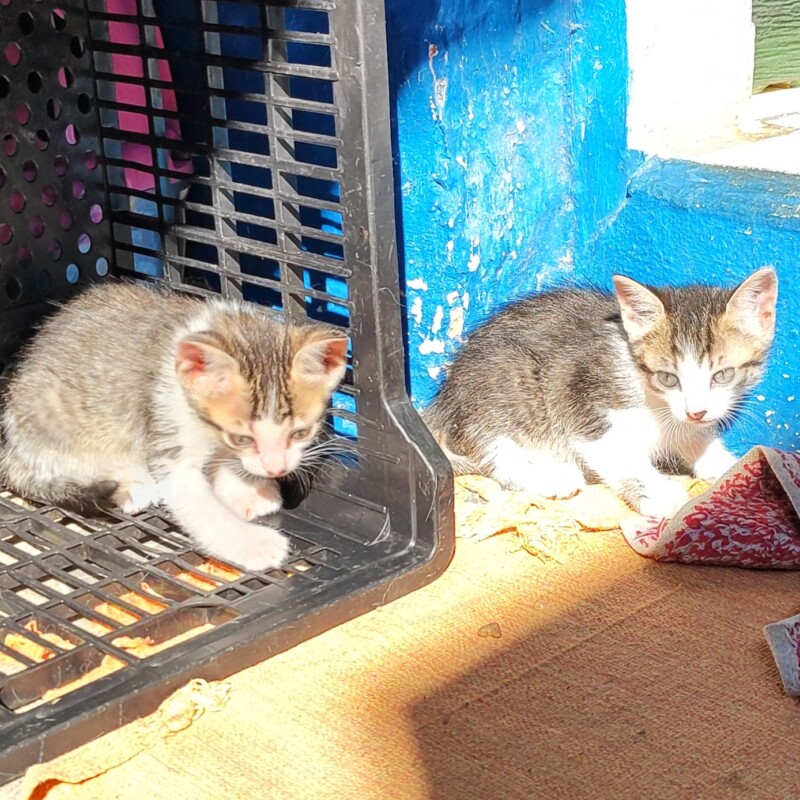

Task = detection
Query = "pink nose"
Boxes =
[686,410,707,422]
[260,456,287,478]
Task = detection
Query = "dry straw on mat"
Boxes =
[454,474,709,563]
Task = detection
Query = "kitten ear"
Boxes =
[175,333,240,397]
[292,336,348,391]
[612,275,665,340]
[725,266,778,338]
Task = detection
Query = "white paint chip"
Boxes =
[462,292,470,310]
[419,337,445,355]
[434,77,448,113]
[757,395,766,402]
[765,410,775,418]
[427,366,441,379]
[448,307,465,339]
[455,155,468,169]
[407,277,428,291]
[446,290,459,305]
[467,252,480,271]
[431,305,444,334]
[789,396,796,402]
[410,296,423,325]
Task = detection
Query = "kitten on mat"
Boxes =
[424,267,778,519]
[0,284,347,571]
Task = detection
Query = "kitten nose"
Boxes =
[260,455,287,478]
[686,409,707,422]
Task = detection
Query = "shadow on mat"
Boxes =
[407,561,796,800]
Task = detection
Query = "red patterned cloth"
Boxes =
[620,447,800,695]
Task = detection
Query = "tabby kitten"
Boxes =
[0,284,347,571]
[425,267,778,518]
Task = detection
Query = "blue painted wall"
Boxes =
[385,0,800,455]
[385,0,634,402]
[386,0,577,400]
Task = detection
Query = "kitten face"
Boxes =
[613,267,778,426]
[176,324,348,478]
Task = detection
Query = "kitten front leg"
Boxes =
[212,467,282,521]
[162,459,289,572]
[577,409,690,519]
[682,435,737,484]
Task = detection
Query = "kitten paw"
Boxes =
[525,463,586,499]
[213,470,282,520]
[218,525,290,572]
[116,483,161,515]
[494,454,586,499]
[636,479,690,520]
[694,449,737,484]
[239,483,282,521]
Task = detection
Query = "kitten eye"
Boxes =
[656,371,679,389]
[290,427,312,441]
[712,367,735,386]
[228,434,255,448]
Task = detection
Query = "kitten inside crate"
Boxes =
[0,283,348,571]
[425,267,778,519]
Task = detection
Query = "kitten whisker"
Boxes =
[303,439,359,458]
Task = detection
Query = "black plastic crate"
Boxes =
[0,0,454,781]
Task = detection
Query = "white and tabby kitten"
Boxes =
[425,267,778,518]
[0,284,347,571]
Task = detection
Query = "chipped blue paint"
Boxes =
[385,0,579,403]
[386,0,800,454]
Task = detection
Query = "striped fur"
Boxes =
[0,283,348,570]
[425,267,778,518]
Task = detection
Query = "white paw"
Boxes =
[118,483,162,514]
[636,478,690,520]
[218,524,290,572]
[515,463,586,499]
[213,471,282,521]
[239,483,282,520]
[694,449,737,484]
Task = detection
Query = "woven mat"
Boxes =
[17,481,800,800]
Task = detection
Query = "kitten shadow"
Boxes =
[278,472,312,511]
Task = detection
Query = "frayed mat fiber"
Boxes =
[20,679,231,800]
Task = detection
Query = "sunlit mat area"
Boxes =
[9,492,799,800]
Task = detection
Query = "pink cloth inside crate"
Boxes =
[106,0,193,191]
